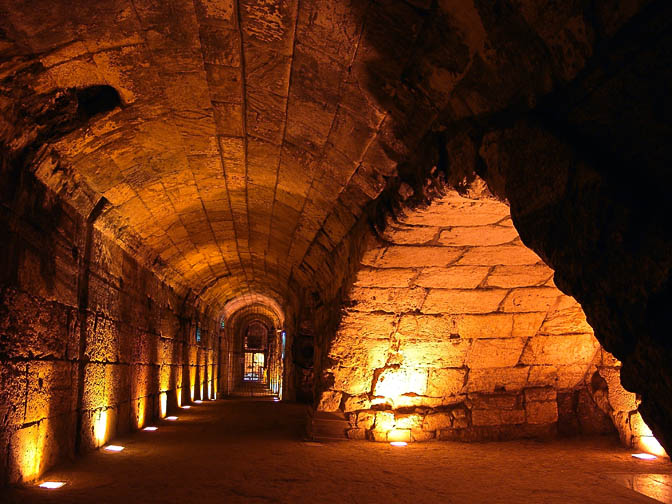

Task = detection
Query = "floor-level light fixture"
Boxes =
[39,481,66,489]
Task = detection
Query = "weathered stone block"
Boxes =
[357,411,376,430]
[470,393,521,410]
[349,286,426,312]
[472,408,526,426]
[520,334,600,365]
[485,264,553,288]
[467,367,530,393]
[347,428,366,440]
[524,387,557,402]
[438,225,519,247]
[344,394,372,412]
[376,246,463,268]
[383,225,438,244]
[354,267,416,288]
[422,412,453,431]
[374,367,427,397]
[411,428,435,441]
[395,413,422,430]
[525,400,558,424]
[511,312,546,337]
[399,339,470,368]
[426,368,467,397]
[500,288,560,313]
[467,338,526,368]
[415,266,490,289]
[422,289,508,314]
[317,390,343,412]
[457,245,542,266]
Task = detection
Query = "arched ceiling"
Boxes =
[0,0,650,311]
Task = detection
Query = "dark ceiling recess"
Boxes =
[76,85,121,120]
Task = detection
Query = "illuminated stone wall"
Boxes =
[318,189,654,447]
[0,170,219,484]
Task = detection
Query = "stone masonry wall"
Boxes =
[0,169,219,484]
[318,189,653,447]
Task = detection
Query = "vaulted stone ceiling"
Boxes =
[0,0,658,314]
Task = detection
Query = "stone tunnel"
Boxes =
[1,0,671,502]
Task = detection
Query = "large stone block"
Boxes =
[373,367,427,398]
[472,408,526,426]
[454,313,513,339]
[399,339,470,368]
[383,225,439,244]
[331,365,375,395]
[375,246,463,268]
[348,286,426,312]
[337,311,397,340]
[396,313,453,339]
[467,338,526,368]
[512,312,546,337]
[329,335,390,369]
[415,266,490,289]
[354,267,417,288]
[500,288,561,313]
[317,390,343,412]
[438,225,518,246]
[426,368,468,397]
[467,367,530,393]
[343,394,372,412]
[422,288,508,314]
[484,264,553,288]
[422,412,453,431]
[525,400,558,424]
[539,300,593,335]
[457,245,542,266]
[520,334,600,366]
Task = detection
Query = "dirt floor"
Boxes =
[2,398,671,503]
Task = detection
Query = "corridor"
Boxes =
[2,399,670,504]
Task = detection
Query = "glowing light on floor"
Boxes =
[633,453,657,460]
[39,481,66,489]
[390,441,408,447]
[165,416,178,421]
[273,398,280,402]
[194,400,203,404]
[104,445,125,452]
[143,426,158,431]
[181,405,191,409]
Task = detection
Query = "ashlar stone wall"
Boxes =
[318,189,655,449]
[0,169,219,484]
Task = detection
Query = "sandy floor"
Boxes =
[3,398,671,503]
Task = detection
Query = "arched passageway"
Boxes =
[1,0,672,500]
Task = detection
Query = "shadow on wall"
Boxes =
[349,0,672,455]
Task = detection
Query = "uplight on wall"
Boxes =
[39,481,66,489]
[159,392,168,418]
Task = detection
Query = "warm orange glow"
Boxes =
[159,392,168,418]
[387,429,411,443]
[13,423,43,482]
[39,481,66,489]
[104,445,124,452]
[176,388,182,408]
[373,368,426,407]
[94,410,109,447]
[136,397,147,428]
